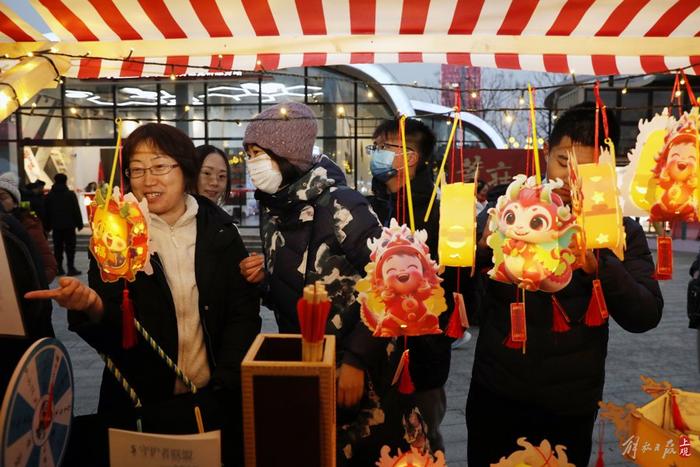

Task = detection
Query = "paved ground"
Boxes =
[51,246,700,466]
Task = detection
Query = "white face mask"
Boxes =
[247,153,283,194]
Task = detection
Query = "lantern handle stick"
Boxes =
[399,115,416,232]
[104,117,123,209]
[425,110,460,223]
[527,85,541,185]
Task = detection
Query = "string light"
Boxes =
[621,87,628,95]
[256,60,262,66]
[508,136,515,144]
[235,120,242,126]
[512,141,520,148]
[470,91,478,98]
[169,73,176,81]
[569,69,576,75]
[367,89,374,98]
[537,138,544,145]
[218,54,223,59]
[337,106,345,117]
[279,106,288,116]
[680,77,686,85]
[70,107,78,115]
[50,47,58,53]
[31,102,37,108]
[518,94,525,106]
[504,114,513,124]
[621,77,629,95]
[552,114,558,120]
[675,89,682,98]
[184,105,190,112]
[27,51,33,57]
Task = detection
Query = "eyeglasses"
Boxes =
[365,143,416,155]
[125,163,179,179]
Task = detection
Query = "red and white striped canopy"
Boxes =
[0,0,698,78]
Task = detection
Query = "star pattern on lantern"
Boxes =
[591,191,605,204]
[596,233,609,244]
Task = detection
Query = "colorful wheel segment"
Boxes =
[1,338,73,467]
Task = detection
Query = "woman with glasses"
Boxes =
[26,123,261,466]
[195,144,231,205]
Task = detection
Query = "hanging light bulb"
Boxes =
[184,105,190,112]
[367,89,374,98]
[470,91,478,99]
[504,114,513,124]
[280,107,288,116]
[680,78,686,85]
[337,106,346,117]
[675,90,682,98]
[621,87,628,95]
[552,114,558,120]
[519,95,525,105]
[508,136,515,144]
[70,107,78,115]
[170,73,176,81]
[512,141,520,148]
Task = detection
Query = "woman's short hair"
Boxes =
[122,123,198,192]
[195,144,231,203]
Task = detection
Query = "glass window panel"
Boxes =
[307,68,354,103]
[66,109,114,139]
[621,91,649,123]
[208,105,258,139]
[259,69,306,104]
[65,83,114,107]
[0,113,17,140]
[0,140,18,173]
[22,113,63,140]
[357,103,393,137]
[117,83,159,106]
[24,85,62,108]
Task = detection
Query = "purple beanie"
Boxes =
[243,102,317,172]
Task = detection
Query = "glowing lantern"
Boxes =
[486,175,579,293]
[376,446,446,467]
[438,181,477,267]
[622,108,700,222]
[357,219,446,337]
[568,147,626,260]
[89,188,150,282]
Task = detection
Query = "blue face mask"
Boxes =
[369,148,398,182]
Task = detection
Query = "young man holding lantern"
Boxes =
[368,118,462,456]
[466,103,663,466]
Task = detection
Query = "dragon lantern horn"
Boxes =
[507,174,527,200]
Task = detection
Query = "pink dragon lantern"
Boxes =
[487,175,580,293]
[357,219,446,337]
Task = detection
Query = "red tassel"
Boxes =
[121,287,137,349]
[595,449,604,467]
[503,335,523,349]
[445,305,464,338]
[551,296,571,333]
[671,392,690,433]
[656,236,673,280]
[397,350,415,395]
[584,280,608,327]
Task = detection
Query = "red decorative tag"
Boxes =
[656,236,673,280]
[510,302,527,343]
[592,279,608,319]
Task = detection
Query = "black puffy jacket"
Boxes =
[472,210,663,415]
[257,155,385,370]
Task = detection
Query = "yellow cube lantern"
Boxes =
[438,182,476,267]
[569,148,626,260]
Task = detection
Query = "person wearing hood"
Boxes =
[45,172,84,276]
[240,102,390,465]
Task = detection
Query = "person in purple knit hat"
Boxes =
[240,102,401,465]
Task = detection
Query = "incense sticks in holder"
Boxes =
[297,282,332,362]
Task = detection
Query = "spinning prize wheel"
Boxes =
[0,338,73,467]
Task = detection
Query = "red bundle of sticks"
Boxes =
[297,281,332,361]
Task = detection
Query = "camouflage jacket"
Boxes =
[257,155,385,368]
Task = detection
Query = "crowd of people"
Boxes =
[4,101,663,466]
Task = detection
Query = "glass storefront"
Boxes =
[0,66,499,226]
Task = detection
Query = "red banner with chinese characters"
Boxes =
[456,149,545,187]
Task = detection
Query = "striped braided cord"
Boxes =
[133,318,198,394]
[99,353,142,408]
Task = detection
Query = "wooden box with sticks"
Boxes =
[242,282,336,467]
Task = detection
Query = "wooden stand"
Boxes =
[242,333,336,467]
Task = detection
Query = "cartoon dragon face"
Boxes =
[492,174,574,243]
[380,253,424,295]
[664,141,697,182]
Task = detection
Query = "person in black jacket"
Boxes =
[240,102,389,465]
[45,173,84,276]
[367,118,457,455]
[26,123,261,466]
[466,103,663,466]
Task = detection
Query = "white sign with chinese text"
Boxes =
[109,428,221,467]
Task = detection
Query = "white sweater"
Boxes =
[149,195,211,394]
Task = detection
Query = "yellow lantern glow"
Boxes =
[438,181,476,268]
[569,147,626,260]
